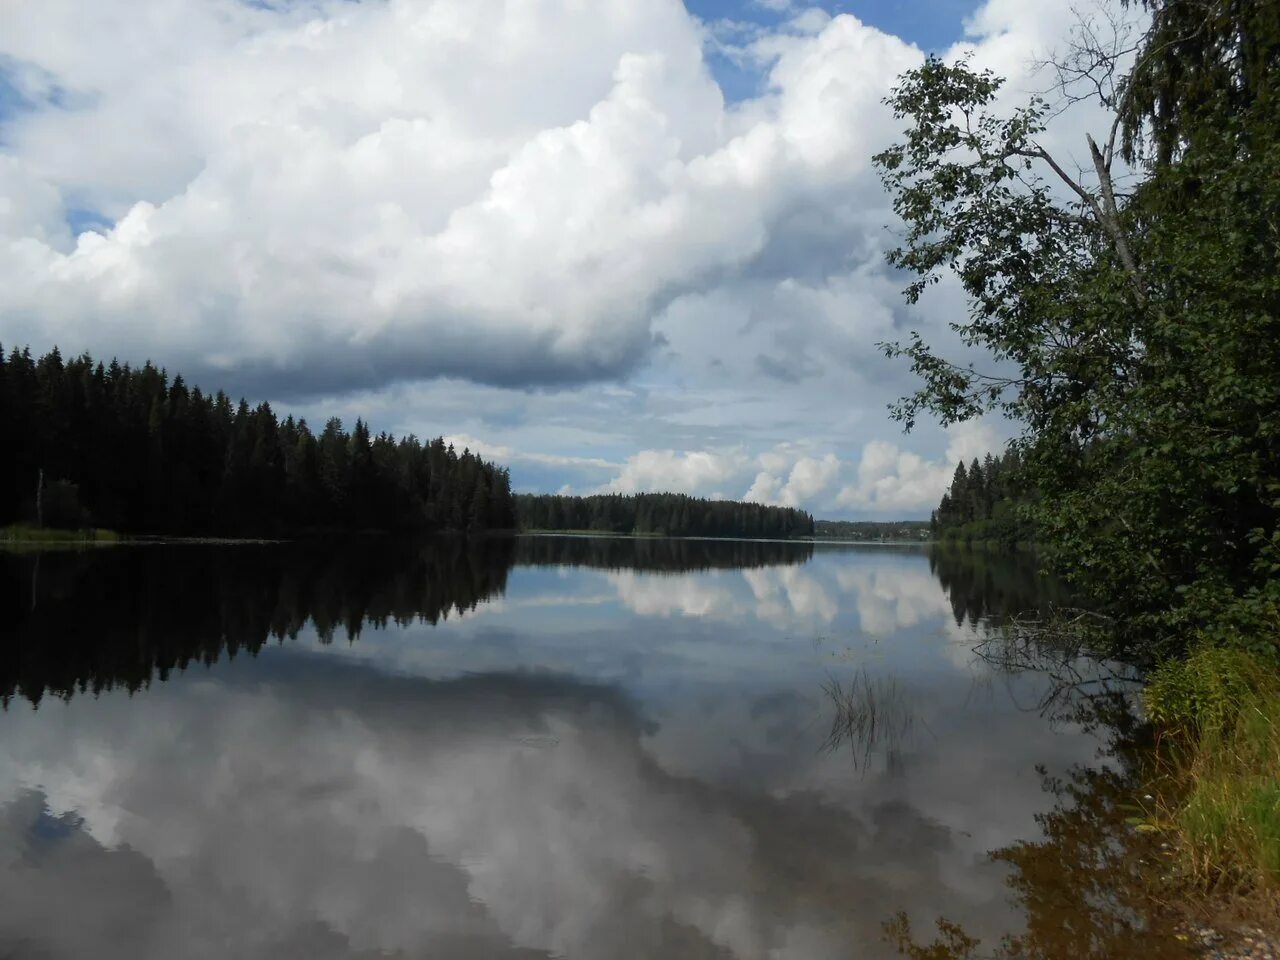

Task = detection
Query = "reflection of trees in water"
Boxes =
[1,535,817,709]
[880,601,1190,959]
[514,534,814,572]
[885,754,1192,959]
[1,538,517,708]
[880,546,1190,956]
[930,546,1140,728]
[969,617,1144,732]
[928,547,1070,630]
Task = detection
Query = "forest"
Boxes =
[930,450,1035,547]
[1,345,517,537]
[515,492,814,539]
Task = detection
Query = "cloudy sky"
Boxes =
[0,0,1107,517]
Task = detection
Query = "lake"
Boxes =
[0,537,1175,959]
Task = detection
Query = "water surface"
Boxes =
[0,537,1156,959]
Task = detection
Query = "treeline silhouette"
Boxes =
[1,535,819,707]
[1,345,516,536]
[931,449,1035,546]
[516,493,814,539]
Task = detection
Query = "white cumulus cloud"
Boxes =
[602,448,750,497]
[0,0,919,394]
[580,420,1002,517]
[836,421,1001,513]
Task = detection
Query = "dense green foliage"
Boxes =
[882,2,1280,910]
[876,0,1280,655]
[515,492,814,539]
[1,345,516,536]
[813,519,930,541]
[931,450,1035,546]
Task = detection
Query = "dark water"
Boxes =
[0,537,1175,959]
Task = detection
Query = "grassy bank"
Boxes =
[1,524,122,546]
[1144,646,1280,908]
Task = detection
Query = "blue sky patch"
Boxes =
[684,0,979,53]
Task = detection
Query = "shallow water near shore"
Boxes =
[0,536,1192,958]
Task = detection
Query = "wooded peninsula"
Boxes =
[1,345,518,537]
[2,345,814,541]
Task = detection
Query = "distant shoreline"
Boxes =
[2,526,943,551]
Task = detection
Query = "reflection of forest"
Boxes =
[886,696,1193,960]
[1,539,517,707]
[928,546,1071,628]
[1,535,816,707]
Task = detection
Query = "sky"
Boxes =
[0,0,1120,518]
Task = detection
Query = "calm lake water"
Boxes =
[0,537,1168,959]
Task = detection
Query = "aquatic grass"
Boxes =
[821,668,927,770]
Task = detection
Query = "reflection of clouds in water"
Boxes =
[603,566,839,629]
[467,550,953,637]
[939,615,990,674]
[0,669,1020,960]
[290,555,973,690]
[741,567,838,628]
[835,566,952,636]
[606,570,737,619]
[0,545,1118,959]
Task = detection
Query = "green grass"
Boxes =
[0,523,122,545]
[1145,645,1280,892]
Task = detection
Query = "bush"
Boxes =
[1145,646,1278,736]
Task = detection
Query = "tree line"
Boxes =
[814,519,931,541]
[515,492,814,539]
[931,449,1036,547]
[1,345,517,536]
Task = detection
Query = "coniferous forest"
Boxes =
[1,345,517,536]
[515,492,814,539]
[930,449,1035,546]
